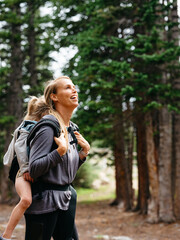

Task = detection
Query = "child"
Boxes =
[1,96,50,240]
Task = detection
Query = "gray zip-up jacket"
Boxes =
[26,115,86,214]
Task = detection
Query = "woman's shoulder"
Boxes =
[30,114,60,139]
[42,114,58,122]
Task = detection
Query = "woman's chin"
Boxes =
[71,102,79,110]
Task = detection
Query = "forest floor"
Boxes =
[0,199,180,240]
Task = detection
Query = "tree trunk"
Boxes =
[146,112,159,223]
[27,1,38,88]
[136,113,149,214]
[167,0,180,220]
[158,106,175,222]
[112,112,126,208]
[126,127,134,210]
[156,0,175,223]
[112,144,124,207]
[111,99,132,210]
[174,112,180,218]
[124,104,134,210]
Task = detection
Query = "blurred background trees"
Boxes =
[0,0,180,223]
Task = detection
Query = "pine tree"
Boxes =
[168,0,180,220]
[52,0,180,221]
[128,0,179,221]
[52,0,136,209]
[0,0,57,202]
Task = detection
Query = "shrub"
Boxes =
[73,161,98,188]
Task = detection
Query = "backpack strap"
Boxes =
[27,118,61,147]
[70,121,79,132]
[68,121,79,145]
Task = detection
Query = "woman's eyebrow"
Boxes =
[66,84,76,88]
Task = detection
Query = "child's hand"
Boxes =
[54,132,68,156]
[23,172,34,183]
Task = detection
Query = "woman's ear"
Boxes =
[50,93,58,102]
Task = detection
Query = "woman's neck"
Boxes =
[56,106,73,127]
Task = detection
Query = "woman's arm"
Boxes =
[29,125,63,179]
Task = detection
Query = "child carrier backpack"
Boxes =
[8,118,61,183]
[8,117,79,183]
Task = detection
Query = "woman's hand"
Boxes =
[23,172,34,183]
[74,131,90,157]
[54,132,68,156]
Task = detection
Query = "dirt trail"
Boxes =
[0,201,180,240]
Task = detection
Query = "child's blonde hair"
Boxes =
[24,96,50,121]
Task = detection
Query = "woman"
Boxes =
[24,76,90,240]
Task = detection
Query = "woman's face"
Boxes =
[51,78,79,110]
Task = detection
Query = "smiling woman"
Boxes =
[50,77,79,111]
[23,76,90,240]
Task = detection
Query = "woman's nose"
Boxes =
[73,88,77,93]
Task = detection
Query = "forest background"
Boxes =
[0,0,180,225]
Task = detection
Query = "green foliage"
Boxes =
[0,116,16,125]
[0,0,178,142]
[0,0,58,167]
[51,0,180,153]
[73,161,98,188]
[54,1,134,147]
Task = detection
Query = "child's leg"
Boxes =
[2,176,32,239]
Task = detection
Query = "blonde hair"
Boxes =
[44,76,70,147]
[24,96,50,121]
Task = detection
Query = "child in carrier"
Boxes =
[0,96,50,240]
